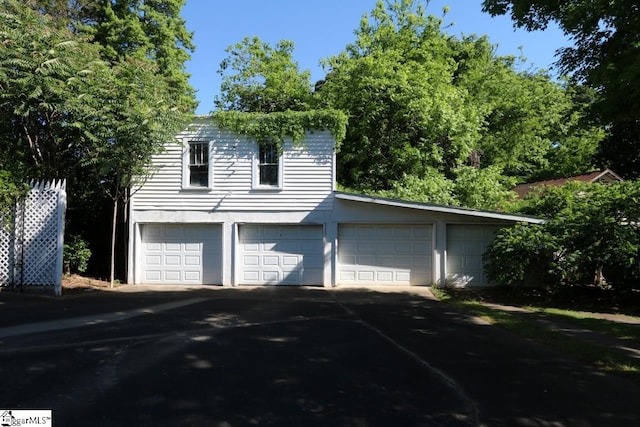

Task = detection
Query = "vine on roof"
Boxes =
[210,109,348,150]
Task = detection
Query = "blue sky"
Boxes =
[182,1,570,115]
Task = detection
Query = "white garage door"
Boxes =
[141,224,222,284]
[446,224,502,287]
[338,224,433,286]
[238,225,324,285]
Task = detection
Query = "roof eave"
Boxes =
[334,192,544,224]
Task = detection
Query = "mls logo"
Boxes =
[1,411,14,427]
[0,409,53,426]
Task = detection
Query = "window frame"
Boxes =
[182,140,212,190]
[252,141,283,190]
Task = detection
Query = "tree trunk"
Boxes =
[110,197,118,287]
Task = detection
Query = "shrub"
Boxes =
[484,223,561,287]
[64,234,92,274]
[490,180,640,289]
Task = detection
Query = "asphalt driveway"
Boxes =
[1,286,639,426]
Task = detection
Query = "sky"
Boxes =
[181,1,570,115]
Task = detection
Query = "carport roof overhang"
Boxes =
[334,192,544,224]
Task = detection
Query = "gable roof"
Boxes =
[512,169,624,199]
[334,192,544,224]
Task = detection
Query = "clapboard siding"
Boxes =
[131,121,335,211]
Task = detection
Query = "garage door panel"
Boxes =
[165,270,180,281]
[184,271,200,281]
[165,255,180,265]
[375,227,393,239]
[264,256,279,265]
[244,255,259,266]
[145,270,161,281]
[358,271,374,281]
[283,256,299,266]
[165,243,181,251]
[140,224,222,285]
[184,255,201,266]
[376,271,392,281]
[338,224,433,286]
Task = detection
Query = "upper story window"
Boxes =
[254,141,282,189]
[183,141,211,189]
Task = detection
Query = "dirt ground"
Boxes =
[62,274,112,291]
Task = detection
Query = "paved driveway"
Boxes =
[1,286,639,426]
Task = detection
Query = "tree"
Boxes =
[0,171,28,219]
[0,0,192,283]
[82,0,196,112]
[318,0,481,191]
[215,36,313,113]
[315,0,593,210]
[447,34,603,181]
[84,59,189,285]
[453,166,517,211]
[378,170,457,206]
[503,181,640,288]
[0,0,107,179]
[481,0,640,178]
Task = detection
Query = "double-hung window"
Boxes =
[184,141,210,188]
[254,141,282,189]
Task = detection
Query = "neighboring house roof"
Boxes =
[334,192,544,224]
[512,169,624,199]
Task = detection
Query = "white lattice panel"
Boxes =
[0,180,66,294]
[0,217,14,284]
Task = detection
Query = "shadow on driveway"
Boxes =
[1,285,640,426]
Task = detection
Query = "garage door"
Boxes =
[338,224,433,286]
[140,224,222,284]
[446,225,502,287]
[238,225,324,285]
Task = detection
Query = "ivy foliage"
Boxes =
[210,110,348,150]
[213,36,348,151]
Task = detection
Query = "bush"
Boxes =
[64,234,92,274]
[488,180,640,289]
[484,223,561,287]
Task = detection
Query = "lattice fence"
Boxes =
[0,180,66,295]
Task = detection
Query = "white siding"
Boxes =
[131,121,335,212]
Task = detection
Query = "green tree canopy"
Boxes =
[482,0,640,178]
[215,36,313,113]
[0,0,192,281]
[84,0,196,112]
[318,0,481,191]
[315,0,597,209]
[26,0,197,112]
[0,0,106,178]
[488,181,640,288]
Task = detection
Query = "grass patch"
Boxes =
[432,287,640,383]
[532,308,640,341]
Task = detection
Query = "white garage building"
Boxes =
[128,119,542,288]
